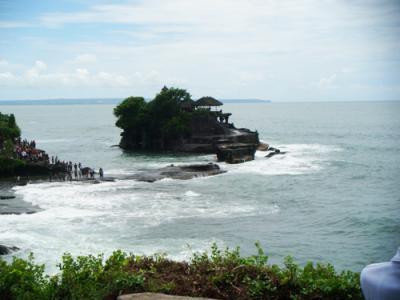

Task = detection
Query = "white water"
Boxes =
[1,102,399,273]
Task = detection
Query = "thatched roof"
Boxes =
[195,96,223,107]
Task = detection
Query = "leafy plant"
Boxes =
[0,245,362,300]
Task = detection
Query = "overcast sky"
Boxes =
[0,0,399,101]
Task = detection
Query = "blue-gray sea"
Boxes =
[0,101,399,273]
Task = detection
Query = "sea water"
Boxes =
[0,101,399,273]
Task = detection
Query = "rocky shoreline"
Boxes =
[125,163,226,182]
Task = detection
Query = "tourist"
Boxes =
[361,247,400,299]
[99,168,104,178]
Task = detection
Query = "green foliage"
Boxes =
[0,112,22,175]
[0,157,26,176]
[53,251,144,299]
[0,245,362,300]
[0,254,48,300]
[114,87,193,148]
[0,112,21,142]
[113,97,147,131]
[2,139,15,158]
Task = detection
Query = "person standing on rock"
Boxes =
[99,168,104,179]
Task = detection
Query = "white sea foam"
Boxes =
[185,190,200,197]
[224,143,341,175]
[2,173,279,273]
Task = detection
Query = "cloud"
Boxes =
[341,67,355,73]
[0,60,178,90]
[1,0,399,100]
[71,54,97,65]
[0,72,15,80]
[0,59,11,71]
[317,74,337,89]
[0,21,32,29]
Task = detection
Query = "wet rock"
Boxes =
[216,143,257,164]
[127,163,226,182]
[265,148,287,158]
[257,142,269,151]
[0,245,20,255]
[0,195,16,200]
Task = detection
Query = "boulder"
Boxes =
[0,245,20,255]
[127,163,226,182]
[216,143,257,164]
[265,148,286,158]
[118,293,218,300]
[0,195,16,200]
[257,142,269,151]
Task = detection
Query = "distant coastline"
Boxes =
[0,98,271,106]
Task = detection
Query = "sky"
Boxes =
[0,0,399,101]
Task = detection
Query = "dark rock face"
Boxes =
[127,163,226,182]
[0,195,15,200]
[216,143,257,164]
[120,114,260,164]
[0,245,19,255]
[265,148,287,158]
[0,160,68,178]
[257,142,269,151]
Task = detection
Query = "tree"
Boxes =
[146,87,192,138]
[0,112,21,142]
[114,87,194,150]
[114,97,147,131]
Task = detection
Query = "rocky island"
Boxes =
[114,86,262,163]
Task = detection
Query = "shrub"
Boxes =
[0,157,26,176]
[0,254,48,300]
[0,245,362,300]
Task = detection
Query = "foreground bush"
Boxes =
[0,244,362,300]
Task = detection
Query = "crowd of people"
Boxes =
[13,137,104,182]
[14,138,48,163]
[50,158,104,181]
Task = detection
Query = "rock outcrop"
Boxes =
[265,147,287,158]
[257,142,269,151]
[216,143,257,164]
[115,90,260,164]
[0,245,19,255]
[126,163,226,182]
[118,293,218,300]
[120,113,260,164]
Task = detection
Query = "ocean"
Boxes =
[0,101,399,273]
